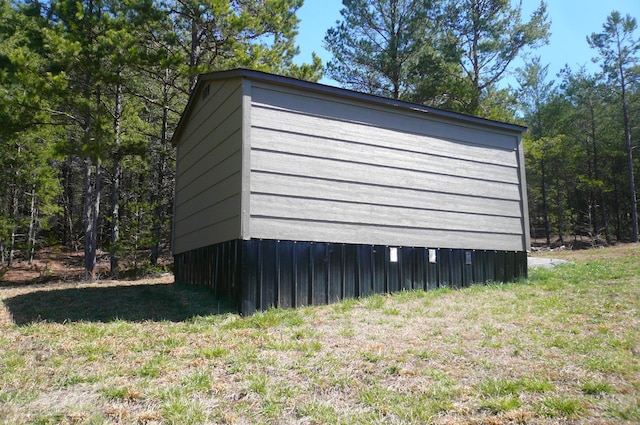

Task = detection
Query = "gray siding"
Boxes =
[173,79,244,254]
[248,83,526,251]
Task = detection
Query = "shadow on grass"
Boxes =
[3,283,236,325]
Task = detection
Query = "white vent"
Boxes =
[202,84,210,100]
[389,247,398,263]
[429,249,437,263]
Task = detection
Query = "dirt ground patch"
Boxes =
[1,247,173,287]
[1,249,90,286]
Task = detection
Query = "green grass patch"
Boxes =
[161,395,207,425]
[137,354,169,378]
[28,412,66,425]
[536,396,586,418]
[362,294,386,310]
[195,345,228,359]
[478,395,522,414]
[382,306,401,316]
[296,402,342,423]
[182,369,213,394]
[338,325,355,337]
[581,380,614,395]
[359,383,455,421]
[331,298,359,315]
[360,350,384,363]
[478,377,554,397]
[607,403,640,421]
[416,349,436,360]
[100,385,129,401]
[223,308,305,330]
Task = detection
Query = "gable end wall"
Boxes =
[172,78,244,254]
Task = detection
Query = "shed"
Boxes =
[171,68,530,315]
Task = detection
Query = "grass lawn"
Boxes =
[1,244,639,424]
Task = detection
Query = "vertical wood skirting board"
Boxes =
[174,239,527,316]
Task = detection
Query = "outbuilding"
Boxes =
[171,69,529,315]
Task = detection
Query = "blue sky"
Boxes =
[294,0,640,88]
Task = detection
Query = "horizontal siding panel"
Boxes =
[178,105,242,176]
[251,150,521,201]
[175,194,240,235]
[178,80,242,157]
[251,106,517,167]
[250,194,523,235]
[250,172,522,218]
[177,127,241,189]
[173,216,241,254]
[251,126,519,184]
[176,150,242,206]
[250,217,524,251]
[251,85,518,150]
[176,172,242,222]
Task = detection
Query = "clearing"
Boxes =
[0,245,639,424]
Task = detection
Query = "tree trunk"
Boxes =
[83,157,95,279]
[555,171,565,246]
[61,157,75,250]
[602,202,612,244]
[27,187,37,264]
[82,0,102,279]
[8,145,20,268]
[91,162,102,276]
[110,79,123,276]
[9,230,16,268]
[614,33,639,242]
[151,70,171,266]
[110,161,121,275]
[541,157,551,245]
[83,157,102,281]
[590,108,599,239]
[189,13,201,92]
[621,89,638,242]
[612,166,622,241]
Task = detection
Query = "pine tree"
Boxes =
[444,0,550,114]
[588,11,640,242]
[324,0,455,102]
[0,0,64,266]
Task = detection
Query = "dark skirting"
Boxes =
[174,239,528,315]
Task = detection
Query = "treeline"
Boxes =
[0,0,638,279]
[520,13,640,247]
[323,1,640,247]
[0,0,321,278]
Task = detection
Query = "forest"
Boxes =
[0,0,638,279]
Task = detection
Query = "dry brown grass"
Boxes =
[1,244,639,424]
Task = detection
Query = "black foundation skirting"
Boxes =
[174,239,528,316]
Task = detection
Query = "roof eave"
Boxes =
[171,68,527,147]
